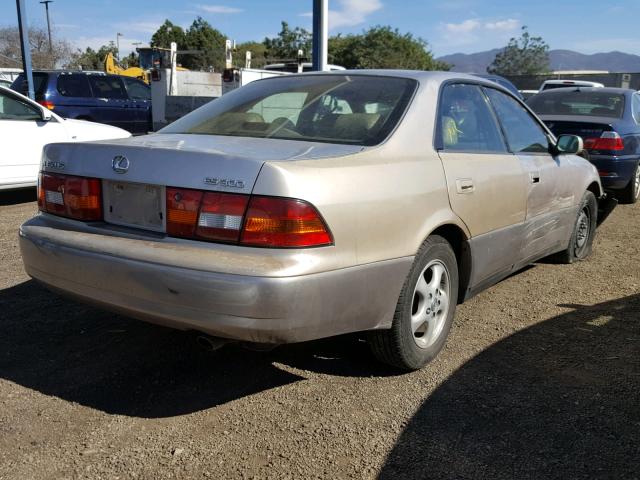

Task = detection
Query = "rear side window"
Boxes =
[88,76,127,99]
[123,77,151,100]
[485,88,549,153]
[438,83,507,153]
[57,74,92,97]
[632,94,640,124]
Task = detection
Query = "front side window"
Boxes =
[0,91,41,121]
[438,83,507,153]
[123,78,151,100]
[88,76,127,99]
[485,88,550,153]
[160,75,417,146]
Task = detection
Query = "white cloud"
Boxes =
[485,19,520,31]
[196,4,243,14]
[438,17,520,48]
[329,0,383,29]
[298,0,382,29]
[444,19,481,34]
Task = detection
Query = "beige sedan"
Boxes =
[20,71,606,370]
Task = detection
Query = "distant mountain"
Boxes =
[437,49,640,73]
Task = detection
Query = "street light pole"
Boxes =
[312,0,328,71]
[116,32,123,61]
[16,0,35,100]
[39,0,53,53]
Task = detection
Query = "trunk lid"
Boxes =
[539,115,614,139]
[42,133,363,194]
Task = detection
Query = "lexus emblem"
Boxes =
[112,155,130,174]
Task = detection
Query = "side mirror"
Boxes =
[556,134,584,154]
[40,107,52,122]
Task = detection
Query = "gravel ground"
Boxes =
[0,189,638,480]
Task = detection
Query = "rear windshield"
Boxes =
[160,75,417,146]
[10,73,49,97]
[528,91,625,118]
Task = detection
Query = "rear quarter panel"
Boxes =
[253,78,470,267]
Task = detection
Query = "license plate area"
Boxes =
[103,181,165,232]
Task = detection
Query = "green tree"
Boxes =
[328,26,449,70]
[150,20,186,49]
[488,26,550,75]
[182,17,226,71]
[263,22,312,61]
[66,42,118,70]
[235,41,268,68]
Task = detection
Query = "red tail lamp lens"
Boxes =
[39,173,102,221]
[195,192,249,242]
[240,196,333,247]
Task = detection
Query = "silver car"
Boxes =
[20,71,605,370]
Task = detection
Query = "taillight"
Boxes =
[166,188,249,243]
[39,173,102,221]
[38,100,55,110]
[241,196,332,248]
[165,188,333,248]
[584,131,624,151]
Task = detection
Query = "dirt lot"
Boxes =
[0,189,638,480]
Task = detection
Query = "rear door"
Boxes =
[122,77,152,134]
[0,88,67,188]
[436,83,528,286]
[484,87,576,261]
[54,73,95,119]
[87,75,134,132]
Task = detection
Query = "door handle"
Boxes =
[530,171,540,183]
[456,178,475,194]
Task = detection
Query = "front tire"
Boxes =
[370,235,459,371]
[554,191,598,264]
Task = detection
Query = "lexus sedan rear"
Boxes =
[20,71,604,370]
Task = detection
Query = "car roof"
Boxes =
[535,86,635,95]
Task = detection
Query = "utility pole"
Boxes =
[39,0,53,53]
[116,32,123,61]
[312,0,328,71]
[16,0,35,100]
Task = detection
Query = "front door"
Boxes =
[436,83,528,287]
[483,87,576,261]
[0,89,66,188]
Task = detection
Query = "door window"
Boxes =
[57,74,92,97]
[438,84,507,153]
[632,94,640,124]
[0,91,41,120]
[484,88,550,153]
[88,76,127,99]
[123,78,151,100]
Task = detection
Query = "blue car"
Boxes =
[11,71,151,135]
[529,87,640,204]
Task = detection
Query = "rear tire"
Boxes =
[369,235,459,371]
[618,161,640,204]
[554,191,597,264]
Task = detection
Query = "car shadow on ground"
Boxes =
[0,280,308,418]
[378,293,640,480]
[0,188,36,206]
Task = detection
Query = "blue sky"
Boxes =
[3,0,640,58]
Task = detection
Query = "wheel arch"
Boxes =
[427,223,472,305]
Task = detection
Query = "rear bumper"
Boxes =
[19,216,412,343]
[589,154,639,189]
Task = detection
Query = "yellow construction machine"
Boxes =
[104,47,188,84]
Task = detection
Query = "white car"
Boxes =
[0,85,130,190]
[539,80,605,92]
